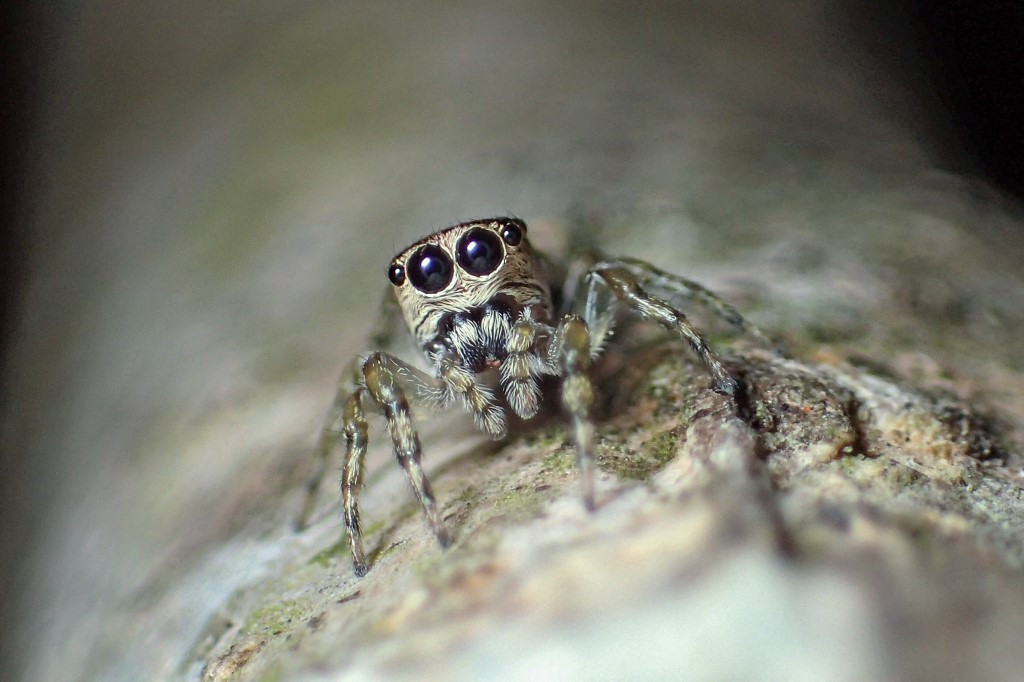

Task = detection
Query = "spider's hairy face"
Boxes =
[386,218,552,369]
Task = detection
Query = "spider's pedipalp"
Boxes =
[500,317,546,419]
[430,342,507,438]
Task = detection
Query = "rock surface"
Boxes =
[4,2,1024,680]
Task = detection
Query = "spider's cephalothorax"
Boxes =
[389,218,552,356]
[299,217,765,576]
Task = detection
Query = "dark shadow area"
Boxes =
[0,6,41,366]
[845,2,1024,203]
[0,4,51,677]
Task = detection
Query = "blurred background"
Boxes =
[1,1,1022,679]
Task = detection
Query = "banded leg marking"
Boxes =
[614,257,771,348]
[592,267,738,396]
[296,358,362,531]
[363,353,450,555]
[341,387,370,575]
[556,314,598,510]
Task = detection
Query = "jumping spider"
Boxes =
[299,217,764,576]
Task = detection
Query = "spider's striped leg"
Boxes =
[296,288,406,532]
[295,358,362,531]
[339,384,371,575]
[298,364,376,575]
[559,254,616,357]
[611,257,771,348]
[588,265,738,396]
[554,314,598,510]
[301,349,449,576]
[361,352,450,566]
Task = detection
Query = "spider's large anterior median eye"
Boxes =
[456,227,504,276]
[407,244,454,293]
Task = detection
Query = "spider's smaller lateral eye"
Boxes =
[500,220,525,246]
[456,227,504,276]
[407,244,454,293]
[387,263,406,286]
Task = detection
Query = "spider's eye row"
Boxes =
[500,220,524,246]
[407,244,454,293]
[387,263,406,286]
[456,227,504,277]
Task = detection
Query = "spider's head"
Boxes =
[386,217,551,347]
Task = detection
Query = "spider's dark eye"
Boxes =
[407,244,453,293]
[387,263,405,286]
[500,220,525,246]
[456,227,504,277]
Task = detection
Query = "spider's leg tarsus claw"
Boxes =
[436,525,453,549]
[714,375,739,397]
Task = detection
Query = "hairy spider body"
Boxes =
[299,217,761,576]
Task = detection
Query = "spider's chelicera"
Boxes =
[299,217,764,576]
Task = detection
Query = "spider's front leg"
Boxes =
[295,358,362,532]
[296,288,406,532]
[360,353,451,565]
[307,351,450,576]
[320,345,508,575]
[552,314,598,510]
